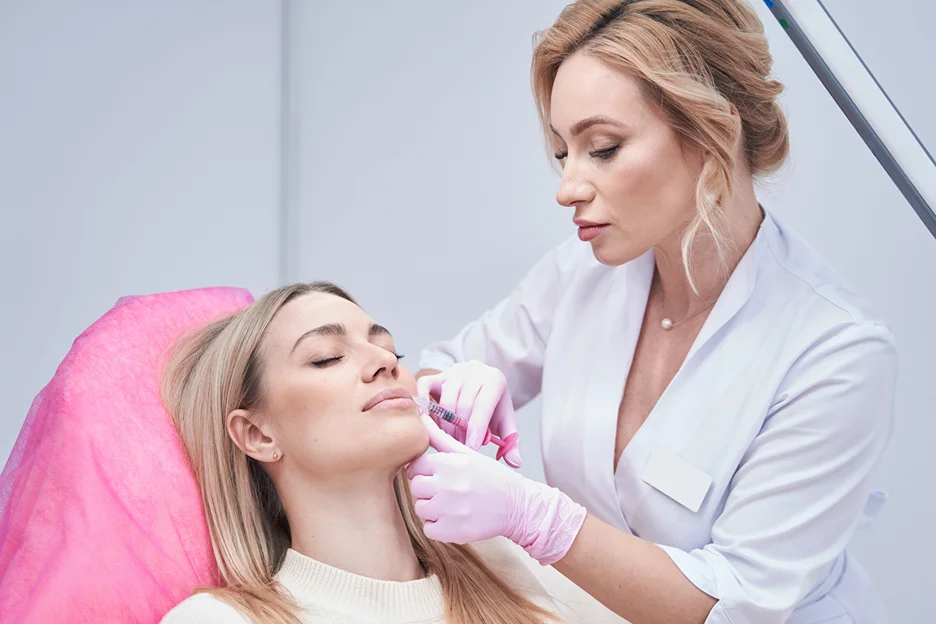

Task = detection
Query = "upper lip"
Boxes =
[573,218,608,228]
[362,387,414,411]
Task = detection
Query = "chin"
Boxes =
[383,414,431,466]
[590,237,643,266]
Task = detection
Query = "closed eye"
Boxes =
[590,145,619,160]
[311,356,344,368]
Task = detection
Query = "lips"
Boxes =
[577,224,610,242]
[362,387,414,412]
[573,218,606,228]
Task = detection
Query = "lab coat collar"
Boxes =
[681,209,770,365]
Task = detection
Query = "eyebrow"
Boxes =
[549,115,626,139]
[291,322,392,354]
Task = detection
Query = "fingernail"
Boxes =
[506,448,523,468]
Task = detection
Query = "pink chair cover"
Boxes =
[0,287,254,623]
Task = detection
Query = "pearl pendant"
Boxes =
[661,318,674,330]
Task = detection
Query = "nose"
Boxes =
[556,162,596,208]
[362,345,400,383]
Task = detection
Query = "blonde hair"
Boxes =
[532,0,789,288]
[161,282,556,624]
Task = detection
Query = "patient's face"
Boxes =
[255,293,428,479]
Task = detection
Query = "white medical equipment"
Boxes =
[763,0,936,239]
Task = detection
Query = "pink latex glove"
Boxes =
[417,360,523,468]
[406,412,587,566]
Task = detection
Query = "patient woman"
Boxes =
[159,282,559,624]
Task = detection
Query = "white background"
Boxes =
[0,0,282,457]
[3,1,934,621]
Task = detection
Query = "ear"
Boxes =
[227,408,280,463]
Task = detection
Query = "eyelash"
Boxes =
[591,145,619,160]
[553,145,620,162]
[310,353,405,368]
[311,356,343,368]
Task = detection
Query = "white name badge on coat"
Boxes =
[641,450,713,513]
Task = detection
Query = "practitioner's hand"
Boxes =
[406,412,586,566]
[416,361,522,468]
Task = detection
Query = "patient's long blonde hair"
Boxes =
[161,282,556,624]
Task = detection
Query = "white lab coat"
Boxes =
[420,211,896,624]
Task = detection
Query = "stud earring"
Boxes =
[272,452,280,460]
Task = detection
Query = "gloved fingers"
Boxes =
[490,397,522,468]
[416,373,444,400]
[420,412,472,455]
[465,380,503,450]
[439,416,459,440]
[416,373,457,437]
[416,373,459,438]
[422,520,469,544]
[455,377,484,450]
[407,474,438,500]
[414,497,443,522]
[404,451,438,479]
[438,376,468,444]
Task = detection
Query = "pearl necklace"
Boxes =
[660,298,717,330]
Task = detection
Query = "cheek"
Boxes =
[265,371,355,460]
[604,137,700,231]
[282,408,430,475]
[619,138,694,199]
[398,366,417,395]
[373,413,431,464]
[270,371,350,427]
[267,368,428,475]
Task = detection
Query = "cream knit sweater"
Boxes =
[161,547,447,624]
[160,538,628,624]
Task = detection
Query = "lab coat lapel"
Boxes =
[621,218,766,522]
[682,223,762,367]
[581,250,655,531]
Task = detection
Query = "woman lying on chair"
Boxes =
[159,282,559,624]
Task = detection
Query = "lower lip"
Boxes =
[368,397,415,412]
[578,224,610,242]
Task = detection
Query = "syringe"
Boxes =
[413,396,520,463]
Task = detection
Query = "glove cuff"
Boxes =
[505,480,587,566]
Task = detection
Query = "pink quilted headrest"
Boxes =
[0,287,255,623]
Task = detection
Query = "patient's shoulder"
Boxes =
[472,537,629,624]
[470,538,558,612]
[161,592,254,624]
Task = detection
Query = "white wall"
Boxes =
[296,1,935,621]
[0,1,283,461]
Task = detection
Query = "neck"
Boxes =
[276,469,424,582]
[654,174,762,317]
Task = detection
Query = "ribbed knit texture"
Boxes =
[161,548,445,623]
[278,549,445,623]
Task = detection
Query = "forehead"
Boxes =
[264,293,371,347]
[549,52,650,130]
